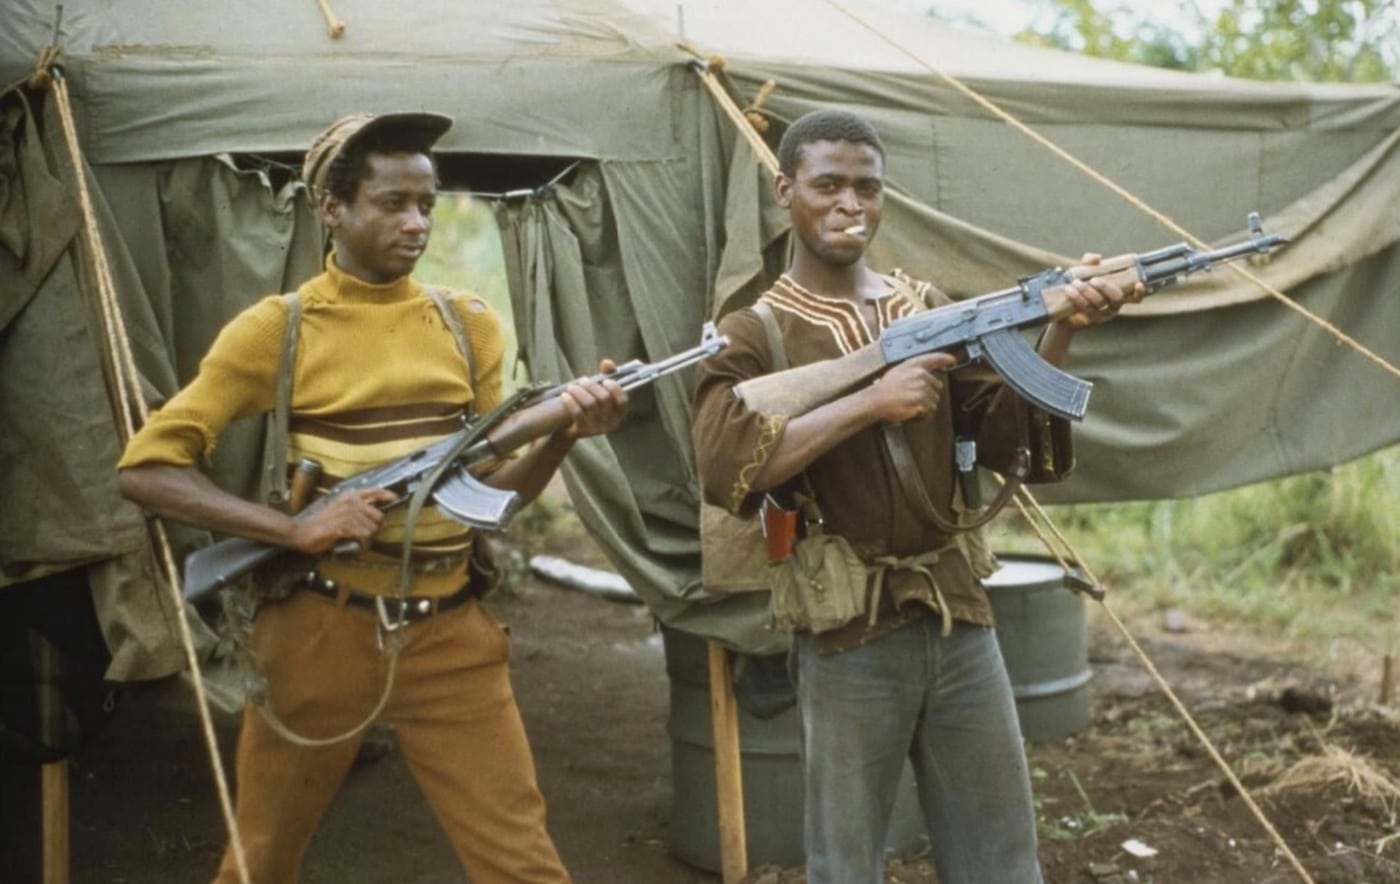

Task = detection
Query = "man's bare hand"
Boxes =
[861,352,957,424]
[557,358,629,441]
[290,488,397,554]
[1059,252,1147,331]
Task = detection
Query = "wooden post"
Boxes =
[707,639,747,883]
[38,635,70,884]
[1381,654,1395,706]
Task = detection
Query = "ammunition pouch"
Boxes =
[765,532,980,636]
[765,530,872,635]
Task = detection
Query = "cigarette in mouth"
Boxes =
[842,225,866,236]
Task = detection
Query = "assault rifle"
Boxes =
[182,324,728,603]
[735,213,1287,421]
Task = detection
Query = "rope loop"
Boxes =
[314,0,347,38]
[27,46,61,90]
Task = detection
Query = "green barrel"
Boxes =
[983,555,1091,742]
[663,627,927,872]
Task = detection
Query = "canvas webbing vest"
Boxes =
[697,300,789,594]
[261,286,478,509]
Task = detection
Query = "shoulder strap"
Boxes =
[752,297,817,507]
[751,299,789,372]
[263,292,301,507]
[262,288,480,507]
[699,299,796,595]
[877,271,1023,533]
[424,286,476,389]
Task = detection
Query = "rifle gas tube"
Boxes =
[182,323,728,602]
[735,213,1286,421]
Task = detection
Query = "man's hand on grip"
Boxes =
[290,488,396,554]
[863,352,957,424]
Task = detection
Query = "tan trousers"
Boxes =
[213,592,570,884]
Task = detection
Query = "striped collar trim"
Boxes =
[762,274,918,354]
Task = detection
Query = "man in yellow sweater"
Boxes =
[118,112,623,883]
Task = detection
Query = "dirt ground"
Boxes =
[12,513,1400,884]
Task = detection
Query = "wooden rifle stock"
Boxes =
[735,344,887,420]
[480,395,580,458]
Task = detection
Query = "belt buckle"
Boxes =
[375,595,433,632]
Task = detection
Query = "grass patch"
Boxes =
[1033,766,1127,841]
[990,446,1400,649]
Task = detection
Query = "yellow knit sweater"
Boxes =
[119,257,507,597]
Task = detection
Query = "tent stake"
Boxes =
[707,639,747,883]
[38,636,69,884]
[1381,654,1394,706]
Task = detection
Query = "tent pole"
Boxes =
[706,639,747,883]
[41,762,69,884]
[38,636,70,884]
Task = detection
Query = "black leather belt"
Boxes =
[298,571,476,626]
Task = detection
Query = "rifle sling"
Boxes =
[879,274,1019,533]
[263,292,303,508]
[751,299,814,507]
[879,423,1018,533]
[269,286,483,599]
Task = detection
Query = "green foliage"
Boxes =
[1201,0,1400,82]
[416,194,524,389]
[992,446,1400,641]
[1007,0,1399,82]
[1013,0,1203,72]
[917,0,1400,645]
[1032,765,1128,840]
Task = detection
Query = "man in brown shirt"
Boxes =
[691,109,1138,884]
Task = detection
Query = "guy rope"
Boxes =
[41,65,255,884]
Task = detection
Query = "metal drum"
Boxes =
[983,555,1092,742]
[663,627,927,872]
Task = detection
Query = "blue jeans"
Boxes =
[793,618,1044,884]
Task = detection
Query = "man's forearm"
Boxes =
[481,433,576,505]
[749,393,878,491]
[118,464,297,546]
[1037,321,1076,368]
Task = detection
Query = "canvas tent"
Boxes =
[3,0,1399,678]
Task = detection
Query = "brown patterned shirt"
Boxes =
[692,272,1065,653]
